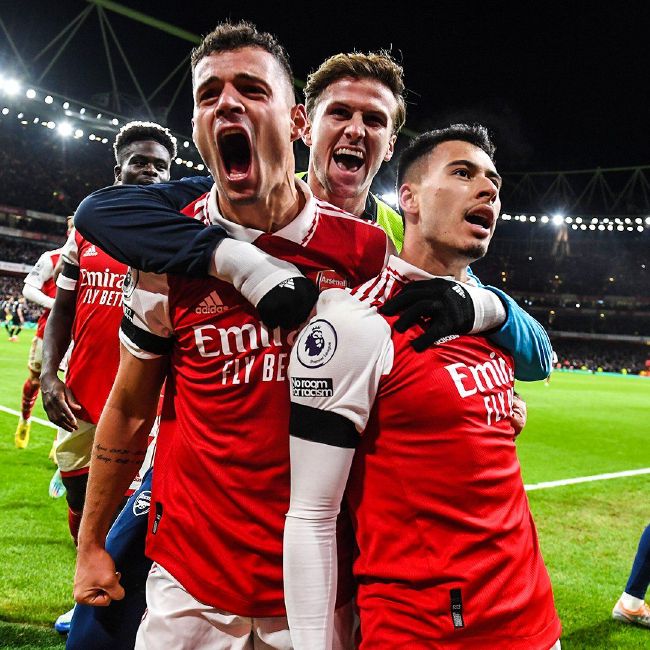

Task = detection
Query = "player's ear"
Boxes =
[302,118,313,148]
[399,182,418,215]
[384,134,397,162]
[114,164,122,183]
[290,104,308,142]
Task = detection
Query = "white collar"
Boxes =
[386,255,478,286]
[206,177,317,244]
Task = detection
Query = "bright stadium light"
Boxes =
[46,121,56,129]
[44,95,53,104]
[79,107,86,114]
[183,140,190,148]
[175,157,182,165]
[26,88,36,99]
[74,128,83,138]
[552,214,564,225]
[1,107,8,115]
[57,122,73,136]
[196,163,205,171]
[3,78,20,95]
[540,215,549,224]
[111,118,118,125]
[63,101,70,109]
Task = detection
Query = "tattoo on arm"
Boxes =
[93,442,146,465]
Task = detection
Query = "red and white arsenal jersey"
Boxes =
[289,256,561,649]
[24,248,61,338]
[56,230,126,424]
[119,180,390,616]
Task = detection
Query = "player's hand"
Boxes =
[380,278,476,352]
[212,239,319,330]
[256,277,319,329]
[74,546,125,607]
[41,373,82,431]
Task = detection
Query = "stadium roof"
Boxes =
[1,0,648,174]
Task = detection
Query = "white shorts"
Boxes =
[55,418,95,474]
[136,563,355,650]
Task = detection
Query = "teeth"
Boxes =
[335,147,364,160]
[220,127,243,137]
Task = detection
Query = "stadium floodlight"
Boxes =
[2,78,20,95]
[552,214,564,225]
[529,215,537,222]
[380,192,398,207]
[63,101,70,109]
[196,163,205,171]
[1,107,8,115]
[57,122,73,137]
[44,95,53,104]
[89,134,95,140]
[540,215,549,224]
[26,88,36,99]
[101,137,108,144]
[638,226,644,232]
[175,157,182,165]
[186,160,194,168]
[111,118,118,125]
[33,117,39,123]
[96,113,102,119]
[46,121,56,129]
[74,128,83,138]
[184,141,190,148]
[17,112,23,119]
[645,217,650,225]
[80,107,86,114]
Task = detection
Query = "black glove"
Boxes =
[256,277,319,329]
[380,278,475,352]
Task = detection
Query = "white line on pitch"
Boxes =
[0,405,57,430]
[525,467,650,491]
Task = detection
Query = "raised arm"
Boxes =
[73,176,220,277]
[74,177,318,329]
[380,276,551,381]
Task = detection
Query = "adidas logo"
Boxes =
[195,290,228,315]
[451,284,466,298]
[82,245,98,257]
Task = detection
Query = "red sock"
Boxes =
[21,379,40,420]
[68,507,83,546]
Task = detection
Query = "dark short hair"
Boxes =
[113,121,177,164]
[191,21,293,88]
[397,123,496,189]
[304,51,406,133]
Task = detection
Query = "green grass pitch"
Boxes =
[0,334,649,648]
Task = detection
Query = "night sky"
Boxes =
[2,0,649,174]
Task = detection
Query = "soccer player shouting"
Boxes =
[285,125,562,649]
[73,22,393,649]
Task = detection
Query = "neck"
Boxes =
[307,163,368,217]
[399,238,470,282]
[219,172,304,232]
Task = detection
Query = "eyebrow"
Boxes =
[195,73,271,96]
[448,159,502,185]
[129,154,168,165]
